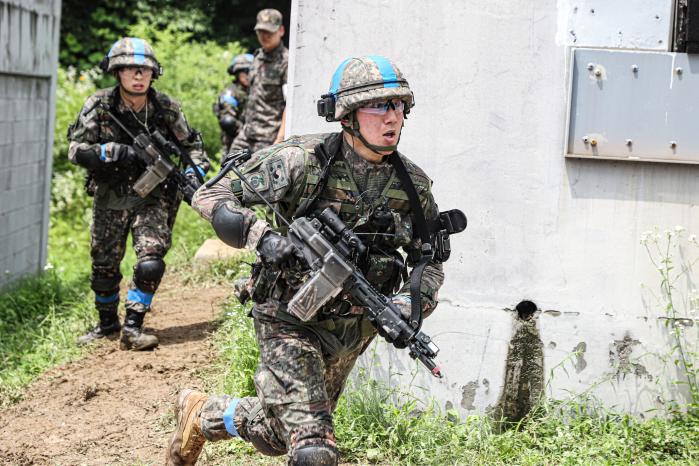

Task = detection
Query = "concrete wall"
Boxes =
[287,0,697,416]
[0,0,61,288]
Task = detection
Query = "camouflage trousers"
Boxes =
[90,195,179,314]
[230,129,275,154]
[199,309,377,459]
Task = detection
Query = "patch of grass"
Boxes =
[0,270,93,407]
[334,369,699,465]
[204,295,258,399]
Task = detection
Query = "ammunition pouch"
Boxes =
[431,209,467,263]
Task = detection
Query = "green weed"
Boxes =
[0,270,92,407]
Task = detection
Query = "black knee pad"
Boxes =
[91,274,121,296]
[290,444,338,466]
[133,258,165,292]
[212,202,247,248]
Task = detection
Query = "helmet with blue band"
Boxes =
[100,37,162,77]
[228,53,254,75]
[317,55,413,122]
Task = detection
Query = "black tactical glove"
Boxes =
[110,143,137,165]
[185,169,203,190]
[256,231,304,269]
[376,296,412,349]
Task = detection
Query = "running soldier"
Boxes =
[68,37,210,350]
[167,56,452,465]
[230,8,288,153]
[213,53,253,156]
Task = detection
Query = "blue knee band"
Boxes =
[127,288,154,306]
[223,398,241,438]
[95,292,119,304]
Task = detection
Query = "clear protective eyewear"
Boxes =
[357,99,405,115]
[119,66,153,77]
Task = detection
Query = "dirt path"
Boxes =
[0,276,230,466]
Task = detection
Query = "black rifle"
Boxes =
[286,208,443,378]
[96,100,203,205]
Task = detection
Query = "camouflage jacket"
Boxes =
[213,81,249,131]
[68,86,209,210]
[192,132,444,318]
[241,44,288,143]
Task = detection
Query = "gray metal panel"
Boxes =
[567,48,699,164]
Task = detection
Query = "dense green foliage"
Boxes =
[60,0,291,70]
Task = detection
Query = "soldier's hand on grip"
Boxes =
[110,143,137,166]
[257,231,304,269]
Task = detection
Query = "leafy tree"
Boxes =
[59,0,291,70]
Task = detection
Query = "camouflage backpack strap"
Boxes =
[292,132,344,219]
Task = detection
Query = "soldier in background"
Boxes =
[213,53,253,157]
[167,56,445,466]
[230,8,289,154]
[68,37,209,351]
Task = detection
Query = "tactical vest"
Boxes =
[90,87,181,198]
[234,133,433,304]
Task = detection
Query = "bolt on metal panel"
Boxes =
[567,48,699,164]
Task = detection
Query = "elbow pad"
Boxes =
[74,147,104,170]
[212,203,247,249]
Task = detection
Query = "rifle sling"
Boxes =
[387,151,432,331]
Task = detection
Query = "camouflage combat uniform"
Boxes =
[230,43,288,154]
[213,81,249,153]
[191,132,444,458]
[68,86,209,325]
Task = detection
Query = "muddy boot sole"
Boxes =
[166,389,208,466]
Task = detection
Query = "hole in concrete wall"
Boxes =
[493,301,544,429]
[516,300,538,320]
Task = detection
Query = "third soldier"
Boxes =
[213,53,253,157]
[230,8,288,154]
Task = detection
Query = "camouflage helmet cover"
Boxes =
[329,55,414,120]
[228,53,254,75]
[104,37,161,76]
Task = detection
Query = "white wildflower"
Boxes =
[674,225,685,233]
[43,262,54,271]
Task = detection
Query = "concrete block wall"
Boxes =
[0,0,61,288]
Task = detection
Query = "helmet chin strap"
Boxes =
[342,112,402,157]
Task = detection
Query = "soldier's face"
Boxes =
[118,66,152,95]
[256,26,284,52]
[354,102,404,157]
[237,71,250,87]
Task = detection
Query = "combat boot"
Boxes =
[120,309,159,350]
[166,389,208,466]
[77,309,121,345]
